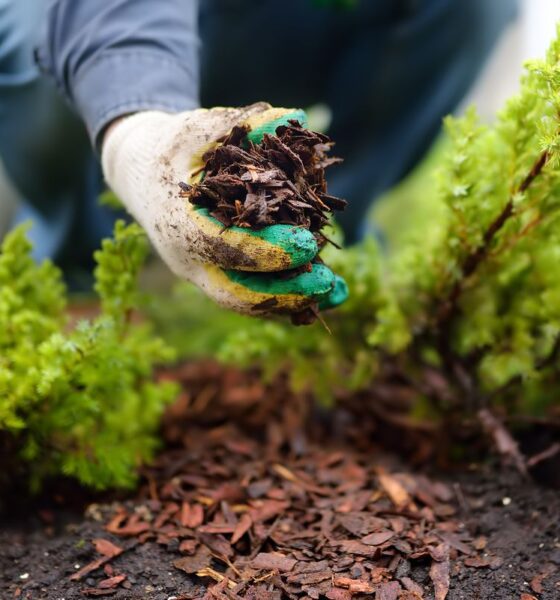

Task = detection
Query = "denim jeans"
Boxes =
[0,0,518,272]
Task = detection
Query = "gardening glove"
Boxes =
[101,102,348,316]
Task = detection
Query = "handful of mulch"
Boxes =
[179,121,346,324]
[179,120,345,244]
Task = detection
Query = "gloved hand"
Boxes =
[101,102,348,316]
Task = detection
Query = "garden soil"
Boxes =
[1,361,559,600]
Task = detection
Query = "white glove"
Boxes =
[101,103,343,315]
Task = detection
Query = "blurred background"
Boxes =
[373,0,560,248]
[1,0,559,244]
[465,0,560,118]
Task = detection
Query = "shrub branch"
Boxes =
[436,149,549,332]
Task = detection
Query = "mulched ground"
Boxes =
[1,361,559,600]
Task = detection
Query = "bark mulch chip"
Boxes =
[77,442,466,599]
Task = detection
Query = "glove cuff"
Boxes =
[101,111,179,223]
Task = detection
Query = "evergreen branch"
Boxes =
[436,149,549,330]
[426,150,550,401]
[0,223,176,490]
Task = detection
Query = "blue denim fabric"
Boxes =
[0,0,199,271]
[36,0,200,146]
[0,0,518,271]
[0,0,91,265]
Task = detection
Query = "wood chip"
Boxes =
[429,545,450,600]
[231,513,252,544]
[400,576,424,595]
[378,473,411,509]
[174,546,212,574]
[335,540,380,557]
[97,575,126,589]
[181,502,205,529]
[183,122,345,235]
[530,563,556,593]
[376,580,401,600]
[92,539,123,559]
[362,530,394,546]
[80,587,117,597]
[250,552,297,573]
[82,363,477,600]
[333,577,375,593]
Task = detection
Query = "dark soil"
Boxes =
[1,362,559,600]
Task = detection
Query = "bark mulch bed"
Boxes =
[1,361,559,600]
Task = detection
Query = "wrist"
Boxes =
[101,115,129,152]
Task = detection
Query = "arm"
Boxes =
[37,0,347,317]
[36,0,200,147]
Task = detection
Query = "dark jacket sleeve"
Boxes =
[36,0,200,146]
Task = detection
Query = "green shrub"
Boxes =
[0,221,176,490]
[212,27,560,416]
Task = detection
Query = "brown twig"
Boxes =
[526,442,560,468]
[478,408,528,477]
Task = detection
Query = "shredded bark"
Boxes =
[5,359,559,599]
[180,121,346,242]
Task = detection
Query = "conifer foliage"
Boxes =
[0,221,176,490]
